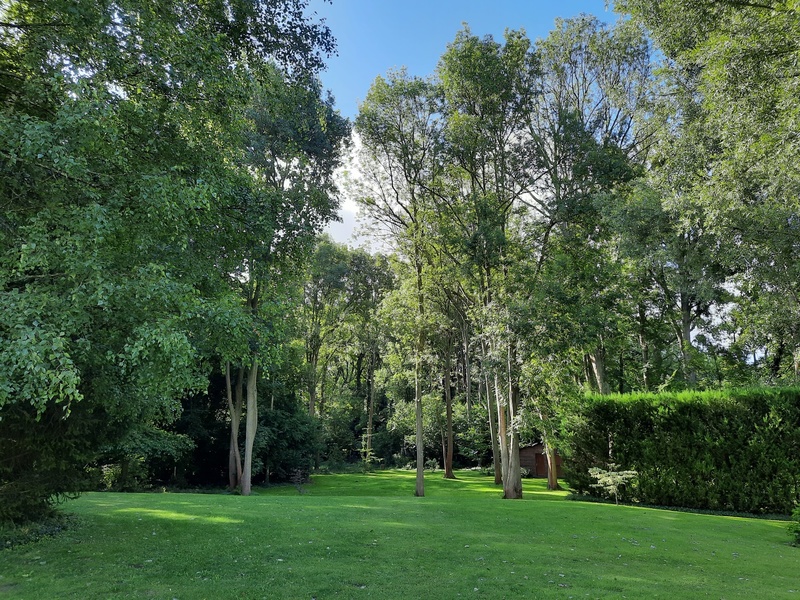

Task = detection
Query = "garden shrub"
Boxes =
[790,506,800,545]
[563,387,800,513]
[1,400,121,524]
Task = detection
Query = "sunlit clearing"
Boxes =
[115,508,243,524]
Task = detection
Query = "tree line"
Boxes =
[1,1,798,522]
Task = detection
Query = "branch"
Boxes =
[0,21,67,29]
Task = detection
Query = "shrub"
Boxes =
[588,464,638,505]
[790,507,800,546]
[0,512,76,549]
[1,401,122,524]
[563,387,800,513]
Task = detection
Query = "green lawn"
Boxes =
[1,470,797,599]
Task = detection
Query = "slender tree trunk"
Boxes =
[590,345,610,395]
[366,344,376,463]
[680,292,696,387]
[241,358,259,496]
[226,363,244,490]
[502,343,522,499]
[440,427,446,471]
[415,352,424,496]
[485,370,502,485]
[308,369,317,416]
[355,352,364,397]
[444,347,455,479]
[463,324,472,419]
[638,303,651,391]
[543,436,560,491]
[414,257,425,497]
[494,371,510,492]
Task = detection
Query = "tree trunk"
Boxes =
[365,344,376,463]
[680,292,696,387]
[502,345,522,499]
[414,353,424,496]
[543,436,560,491]
[485,371,502,485]
[463,324,472,419]
[771,338,786,379]
[443,349,455,479]
[638,303,651,391]
[355,351,364,397]
[494,371,512,494]
[308,370,317,416]
[241,358,259,496]
[414,258,425,497]
[226,363,244,490]
[590,345,610,395]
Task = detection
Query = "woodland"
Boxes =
[1,0,799,524]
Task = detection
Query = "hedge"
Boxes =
[562,387,800,514]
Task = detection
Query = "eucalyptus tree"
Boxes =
[355,70,443,496]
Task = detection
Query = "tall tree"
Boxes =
[0,0,341,515]
[225,70,349,495]
[619,0,800,383]
[355,70,443,496]
[438,26,540,499]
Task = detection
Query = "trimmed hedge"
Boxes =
[563,388,800,514]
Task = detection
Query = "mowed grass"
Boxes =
[1,470,798,599]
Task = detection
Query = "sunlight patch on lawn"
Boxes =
[114,508,243,524]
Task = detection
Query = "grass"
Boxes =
[1,470,798,599]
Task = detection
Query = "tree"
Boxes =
[223,69,349,495]
[618,0,800,384]
[300,236,352,417]
[438,26,540,499]
[355,70,443,496]
[0,0,341,517]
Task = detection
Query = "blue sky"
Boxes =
[309,0,619,245]
[308,0,618,120]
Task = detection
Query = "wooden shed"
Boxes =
[519,442,563,478]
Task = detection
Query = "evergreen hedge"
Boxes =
[563,387,800,514]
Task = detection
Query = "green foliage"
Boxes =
[564,388,800,513]
[0,512,76,550]
[424,458,439,472]
[0,0,342,520]
[790,506,800,545]
[0,398,124,523]
[588,463,638,505]
[259,399,323,484]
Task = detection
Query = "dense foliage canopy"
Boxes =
[1,0,798,521]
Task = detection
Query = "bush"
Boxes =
[1,401,122,524]
[563,387,800,514]
[0,512,76,549]
[790,507,800,545]
[588,463,638,505]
